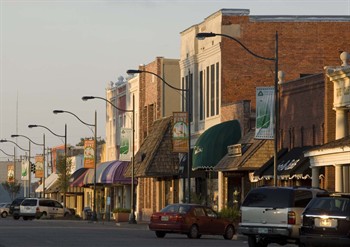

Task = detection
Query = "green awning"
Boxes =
[192,120,241,170]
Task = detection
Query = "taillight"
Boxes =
[36,207,40,212]
[288,211,296,225]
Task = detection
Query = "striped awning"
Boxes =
[70,168,89,187]
[82,160,134,185]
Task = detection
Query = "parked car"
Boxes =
[0,203,11,218]
[300,192,350,247]
[9,197,26,220]
[238,186,327,247]
[149,203,235,239]
[20,198,65,220]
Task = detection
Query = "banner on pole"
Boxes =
[255,87,275,139]
[120,128,132,161]
[21,160,29,181]
[7,164,15,182]
[35,155,44,178]
[172,112,189,153]
[84,139,95,169]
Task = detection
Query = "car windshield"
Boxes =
[160,204,191,214]
[306,197,350,215]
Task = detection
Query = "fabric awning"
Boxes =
[192,120,241,170]
[253,146,315,180]
[83,160,134,185]
[35,173,59,193]
[70,168,89,187]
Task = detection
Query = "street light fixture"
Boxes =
[82,95,137,224]
[53,109,97,221]
[28,124,66,203]
[196,31,279,187]
[11,134,44,197]
[0,139,29,183]
[126,69,192,203]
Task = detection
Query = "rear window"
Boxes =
[242,188,293,207]
[160,204,191,214]
[306,197,350,215]
[21,199,37,206]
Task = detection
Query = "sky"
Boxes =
[1,0,350,158]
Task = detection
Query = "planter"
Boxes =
[113,212,130,222]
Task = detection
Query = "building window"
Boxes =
[199,71,204,120]
[206,66,210,118]
[216,62,220,114]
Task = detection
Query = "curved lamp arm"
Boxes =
[11,134,44,146]
[0,148,12,157]
[53,110,95,127]
[82,96,133,113]
[28,124,65,138]
[127,69,188,92]
[0,139,29,152]
[196,32,275,62]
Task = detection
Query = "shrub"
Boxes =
[218,207,240,221]
[112,208,131,213]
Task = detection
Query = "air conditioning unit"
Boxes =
[227,144,242,157]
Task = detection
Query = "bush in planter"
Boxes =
[218,207,240,222]
[112,208,131,213]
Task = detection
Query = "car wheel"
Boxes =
[155,231,166,238]
[38,212,47,219]
[248,235,268,247]
[187,225,199,239]
[1,211,8,218]
[223,225,235,240]
[13,214,20,220]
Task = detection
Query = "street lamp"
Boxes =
[11,134,44,197]
[196,32,279,187]
[82,95,137,224]
[0,139,29,183]
[126,69,192,203]
[28,124,66,202]
[53,109,97,221]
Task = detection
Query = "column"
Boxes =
[335,164,343,192]
[311,166,320,188]
[218,171,224,211]
[335,108,349,139]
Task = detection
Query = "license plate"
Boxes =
[258,228,268,234]
[315,218,337,228]
[161,216,169,221]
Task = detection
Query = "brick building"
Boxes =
[179,9,350,209]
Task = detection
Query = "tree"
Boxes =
[1,180,21,201]
[76,137,105,146]
[55,154,72,206]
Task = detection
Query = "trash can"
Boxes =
[83,207,92,220]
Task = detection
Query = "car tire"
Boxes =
[1,211,8,218]
[13,214,20,220]
[248,235,268,247]
[223,225,235,240]
[187,225,199,239]
[155,231,166,238]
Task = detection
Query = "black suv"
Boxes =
[239,186,327,247]
[9,197,26,220]
[300,193,350,247]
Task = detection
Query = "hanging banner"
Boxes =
[7,164,15,182]
[172,112,189,153]
[84,139,95,169]
[120,128,132,161]
[21,160,29,181]
[255,87,275,139]
[35,155,44,178]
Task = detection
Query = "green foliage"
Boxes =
[1,180,21,201]
[112,208,131,213]
[76,138,105,146]
[218,207,240,221]
[56,154,72,195]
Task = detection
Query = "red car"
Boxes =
[149,203,235,239]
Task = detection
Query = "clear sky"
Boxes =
[1,0,350,157]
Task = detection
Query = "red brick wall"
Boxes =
[220,16,350,111]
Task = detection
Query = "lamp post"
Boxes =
[0,139,29,183]
[126,69,192,203]
[82,95,137,224]
[53,110,97,221]
[28,124,66,201]
[11,134,44,197]
[196,32,279,187]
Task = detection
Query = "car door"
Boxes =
[52,200,64,218]
[204,207,226,235]
[193,206,210,234]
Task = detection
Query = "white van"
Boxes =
[20,198,65,220]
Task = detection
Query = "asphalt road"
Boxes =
[0,218,301,247]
